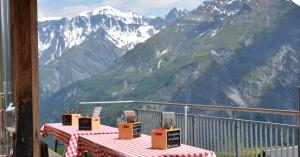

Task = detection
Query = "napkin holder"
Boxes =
[118,122,141,139]
[151,128,181,150]
[62,113,81,126]
[78,116,100,131]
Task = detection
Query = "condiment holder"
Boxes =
[151,112,181,150]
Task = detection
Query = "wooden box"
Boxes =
[78,117,100,131]
[62,114,81,126]
[118,122,141,139]
[151,128,181,150]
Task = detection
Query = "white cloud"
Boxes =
[38,10,62,21]
[99,0,204,16]
[38,0,204,20]
[38,3,102,20]
[38,0,300,20]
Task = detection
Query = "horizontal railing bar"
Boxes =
[140,110,297,130]
[80,109,125,111]
[79,100,299,116]
[135,108,298,125]
[0,92,12,95]
[134,108,298,127]
[193,115,298,128]
[79,101,135,104]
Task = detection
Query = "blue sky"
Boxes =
[38,0,205,21]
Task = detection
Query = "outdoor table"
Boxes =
[77,134,217,157]
[40,123,118,157]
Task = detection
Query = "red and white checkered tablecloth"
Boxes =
[77,134,217,157]
[40,123,118,157]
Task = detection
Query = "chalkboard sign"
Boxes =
[62,115,72,125]
[93,107,102,117]
[133,122,141,138]
[79,118,92,130]
[167,129,181,148]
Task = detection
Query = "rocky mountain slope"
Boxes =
[39,7,188,98]
[42,0,300,122]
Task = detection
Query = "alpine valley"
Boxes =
[41,0,300,123]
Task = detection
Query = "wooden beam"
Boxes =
[10,0,40,156]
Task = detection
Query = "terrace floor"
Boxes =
[49,149,62,157]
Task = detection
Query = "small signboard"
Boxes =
[167,129,181,148]
[133,122,141,138]
[62,114,81,126]
[78,117,100,130]
[62,114,72,125]
[162,112,176,130]
[79,118,92,130]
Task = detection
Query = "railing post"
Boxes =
[134,109,139,121]
[235,120,241,157]
[192,115,196,146]
[184,106,189,144]
[54,139,58,152]
[298,87,300,157]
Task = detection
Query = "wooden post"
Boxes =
[10,0,40,156]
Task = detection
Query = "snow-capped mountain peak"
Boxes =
[79,6,143,25]
[39,6,153,65]
[38,6,189,66]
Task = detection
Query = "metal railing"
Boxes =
[134,109,298,157]
[78,97,300,157]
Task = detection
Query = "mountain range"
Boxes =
[41,0,300,123]
[38,6,188,98]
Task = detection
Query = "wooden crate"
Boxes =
[151,128,181,150]
[118,122,141,139]
[78,117,100,131]
[62,114,81,126]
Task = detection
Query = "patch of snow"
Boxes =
[157,60,162,69]
[227,10,239,16]
[139,26,156,39]
[38,37,49,53]
[72,67,88,80]
[156,49,169,58]
[210,50,218,56]
[45,53,55,65]
[63,24,87,49]
[227,0,235,5]
[226,86,247,107]
[210,29,220,37]
[106,25,159,49]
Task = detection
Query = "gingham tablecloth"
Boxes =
[77,134,217,157]
[40,123,118,157]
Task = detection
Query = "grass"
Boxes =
[53,147,92,157]
[55,147,64,156]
